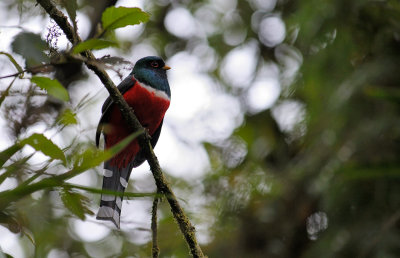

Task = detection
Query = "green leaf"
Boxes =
[100,129,144,161]
[21,133,66,163]
[60,188,94,220]
[73,130,143,171]
[11,32,49,67]
[31,76,70,101]
[63,183,157,198]
[102,7,150,31]
[0,154,33,186]
[0,144,23,168]
[72,39,118,54]
[0,51,24,78]
[57,108,77,126]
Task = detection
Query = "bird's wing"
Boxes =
[132,119,164,167]
[96,75,136,147]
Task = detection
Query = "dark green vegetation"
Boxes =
[0,0,399,257]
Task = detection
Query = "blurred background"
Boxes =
[0,0,399,257]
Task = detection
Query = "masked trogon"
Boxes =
[95,56,171,228]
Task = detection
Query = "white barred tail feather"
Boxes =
[96,161,134,228]
[96,121,164,228]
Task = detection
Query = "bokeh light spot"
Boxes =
[249,0,277,12]
[165,7,197,39]
[271,100,305,133]
[221,41,259,88]
[259,16,286,47]
[72,219,110,242]
[307,211,329,241]
[247,78,280,113]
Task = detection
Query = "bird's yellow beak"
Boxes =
[162,65,171,70]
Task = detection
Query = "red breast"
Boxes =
[106,80,170,167]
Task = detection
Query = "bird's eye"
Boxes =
[150,61,159,68]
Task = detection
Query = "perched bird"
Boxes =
[95,56,171,228]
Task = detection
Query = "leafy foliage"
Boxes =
[11,32,49,67]
[72,39,118,54]
[102,7,150,31]
[21,133,66,163]
[60,188,94,220]
[56,108,78,126]
[31,76,70,101]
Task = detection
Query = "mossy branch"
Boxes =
[36,0,204,257]
[151,195,160,258]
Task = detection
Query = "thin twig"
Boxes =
[35,0,204,257]
[0,64,54,80]
[0,71,23,80]
[151,194,160,258]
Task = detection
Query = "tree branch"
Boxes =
[151,195,160,258]
[36,0,79,44]
[35,0,204,257]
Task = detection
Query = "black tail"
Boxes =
[96,161,134,228]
